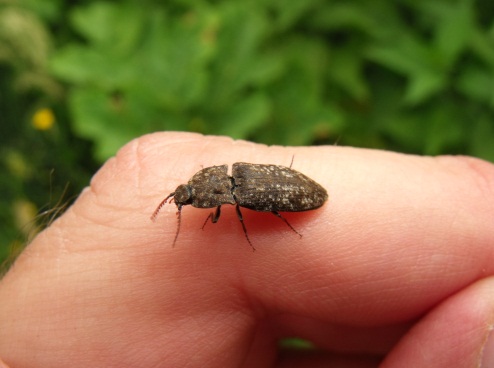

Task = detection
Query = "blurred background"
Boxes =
[2,0,494,269]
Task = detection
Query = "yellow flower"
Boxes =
[32,108,55,130]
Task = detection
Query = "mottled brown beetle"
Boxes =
[151,163,328,250]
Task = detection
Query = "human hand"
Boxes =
[1,132,493,367]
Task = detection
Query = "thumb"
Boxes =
[382,276,494,367]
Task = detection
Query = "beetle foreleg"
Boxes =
[172,204,183,247]
[202,205,222,230]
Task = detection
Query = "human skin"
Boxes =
[0,132,493,367]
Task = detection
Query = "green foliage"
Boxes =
[0,0,95,268]
[49,1,290,158]
[45,0,494,161]
[2,0,494,267]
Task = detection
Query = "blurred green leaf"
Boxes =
[206,2,278,107]
[214,92,270,138]
[456,64,494,106]
[328,46,369,101]
[70,2,144,49]
[310,2,382,36]
[51,46,134,87]
[404,71,446,106]
[423,106,464,155]
[257,0,323,32]
[367,30,447,105]
[433,0,474,68]
[471,116,494,161]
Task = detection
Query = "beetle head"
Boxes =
[173,184,193,206]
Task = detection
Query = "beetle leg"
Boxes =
[171,204,183,247]
[211,205,221,223]
[236,204,255,251]
[202,205,221,230]
[271,211,302,238]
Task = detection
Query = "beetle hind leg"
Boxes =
[271,211,302,238]
[236,204,255,251]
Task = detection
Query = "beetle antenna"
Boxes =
[289,155,295,168]
[150,192,175,221]
[172,205,182,247]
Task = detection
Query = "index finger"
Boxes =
[99,132,494,325]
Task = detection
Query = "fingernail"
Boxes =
[481,326,494,368]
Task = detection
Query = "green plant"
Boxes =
[0,1,95,269]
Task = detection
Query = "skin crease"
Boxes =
[1,132,494,367]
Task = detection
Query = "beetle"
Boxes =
[151,163,328,250]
